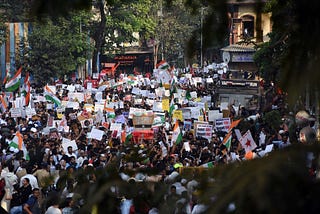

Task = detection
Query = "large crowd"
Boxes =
[0,65,318,214]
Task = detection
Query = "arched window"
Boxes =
[241,15,254,39]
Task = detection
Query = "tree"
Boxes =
[90,0,156,73]
[152,0,199,67]
[25,11,92,85]
[254,0,320,101]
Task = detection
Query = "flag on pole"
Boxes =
[239,130,257,153]
[172,120,182,145]
[5,67,22,92]
[21,72,31,106]
[44,85,61,106]
[222,131,232,151]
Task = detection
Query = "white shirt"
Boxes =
[20,174,39,189]
[45,206,62,214]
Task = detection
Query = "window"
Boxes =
[241,15,254,39]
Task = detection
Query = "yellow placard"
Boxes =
[162,99,169,111]
[163,83,170,90]
[173,110,183,121]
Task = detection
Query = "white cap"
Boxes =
[30,127,37,133]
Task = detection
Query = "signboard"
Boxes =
[231,52,254,62]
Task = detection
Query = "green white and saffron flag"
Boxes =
[44,85,61,106]
[9,131,23,150]
[5,67,22,92]
[157,60,170,70]
[172,120,182,145]
[223,132,232,151]
[201,161,214,168]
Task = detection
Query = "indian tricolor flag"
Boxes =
[44,85,61,106]
[21,72,31,106]
[5,67,22,92]
[201,161,214,168]
[9,131,23,150]
[172,120,182,145]
[156,60,170,70]
[169,98,175,116]
[222,131,232,151]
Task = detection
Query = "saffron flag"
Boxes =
[239,130,257,153]
[5,67,22,92]
[44,85,61,106]
[172,120,182,145]
[222,131,232,151]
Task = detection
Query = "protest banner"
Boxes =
[62,138,78,153]
[195,124,213,140]
[25,108,37,118]
[10,108,22,118]
[132,114,154,127]
[215,118,231,132]
[162,99,169,111]
[208,110,223,122]
[110,123,122,132]
[183,121,192,131]
[173,110,183,121]
[88,128,105,141]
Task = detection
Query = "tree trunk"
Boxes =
[92,0,106,75]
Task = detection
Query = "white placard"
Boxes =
[131,87,140,95]
[25,108,37,118]
[10,108,22,118]
[89,128,105,141]
[208,110,223,122]
[62,138,78,154]
[110,123,122,132]
[67,85,75,92]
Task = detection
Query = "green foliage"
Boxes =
[254,0,320,101]
[153,0,199,66]
[202,144,320,213]
[263,110,282,132]
[25,12,93,85]
[29,0,92,20]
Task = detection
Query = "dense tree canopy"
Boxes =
[25,11,93,84]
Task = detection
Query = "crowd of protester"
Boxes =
[0,66,318,214]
